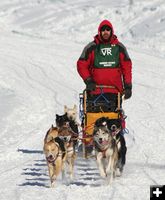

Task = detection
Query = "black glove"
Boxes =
[124,83,132,99]
[84,77,96,92]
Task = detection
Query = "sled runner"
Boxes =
[79,85,123,158]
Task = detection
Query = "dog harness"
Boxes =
[95,143,110,158]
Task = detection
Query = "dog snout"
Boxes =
[47,154,53,159]
[99,138,103,143]
[111,125,117,131]
[46,154,55,162]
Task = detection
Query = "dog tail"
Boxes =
[54,137,66,159]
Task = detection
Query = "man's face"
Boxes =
[100,25,112,42]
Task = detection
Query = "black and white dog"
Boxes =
[55,113,79,135]
[93,124,118,184]
[55,105,79,150]
[94,117,127,175]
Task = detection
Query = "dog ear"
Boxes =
[73,104,77,111]
[93,126,98,133]
[46,135,53,143]
[51,124,54,130]
[64,105,68,113]
[56,114,59,118]
[49,124,53,132]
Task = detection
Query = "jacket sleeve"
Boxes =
[77,42,95,81]
[119,43,132,86]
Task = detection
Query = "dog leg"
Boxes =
[96,153,106,178]
[106,155,115,183]
[51,174,56,188]
[116,168,122,177]
[116,158,122,176]
[106,156,115,185]
[106,156,111,175]
[62,161,66,180]
[67,157,74,180]
[54,159,62,183]
[48,163,56,187]
[71,156,75,180]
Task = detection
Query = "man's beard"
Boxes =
[100,33,111,42]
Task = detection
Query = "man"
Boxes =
[77,20,132,173]
[77,19,132,105]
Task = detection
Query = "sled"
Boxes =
[79,85,122,158]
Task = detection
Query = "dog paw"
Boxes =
[105,168,111,175]
[116,168,122,177]
[51,181,55,188]
[100,171,106,178]
[69,173,74,180]
[52,175,56,181]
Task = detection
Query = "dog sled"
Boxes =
[79,85,124,158]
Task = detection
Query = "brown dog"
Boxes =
[64,104,77,121]
[43,139,66,187]
[44,125,66,187]
[58,125,76,180]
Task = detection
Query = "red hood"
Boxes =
[98,20,114,35]
[94,19,119,44]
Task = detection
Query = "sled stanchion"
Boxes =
[117,92,120,110]
[82,136,86,158]
[83,90,87,158]
[83,90,87,114]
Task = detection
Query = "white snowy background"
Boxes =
[0,0,165,199]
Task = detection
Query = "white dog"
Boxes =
[64,104,77,121]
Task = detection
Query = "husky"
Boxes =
[57,125,76,180]
[95,117,127,176]
[64,104,77,121]
[55,105,79,134]
[107,118,127,175]
[93,125,118,184]
[55,105,79,150]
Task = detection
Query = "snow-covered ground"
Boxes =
[0,0,165,199]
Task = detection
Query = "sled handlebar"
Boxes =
[84,85,122,94]
[96,85,116,89]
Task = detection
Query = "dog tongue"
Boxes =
[47,157,54,163]
[102,140,108,145]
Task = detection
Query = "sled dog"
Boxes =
[95,117,127,175]
[107,118,127,175]
[56,105,79,131]
[93,125,118,184]
[44,133,66,187]
[56,105,79,149]
[64,104,77,121]
[57,125,76,180]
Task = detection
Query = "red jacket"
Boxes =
[77,20,132,94]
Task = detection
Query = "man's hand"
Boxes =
[124,83,132,99]
[84,77,96,92]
